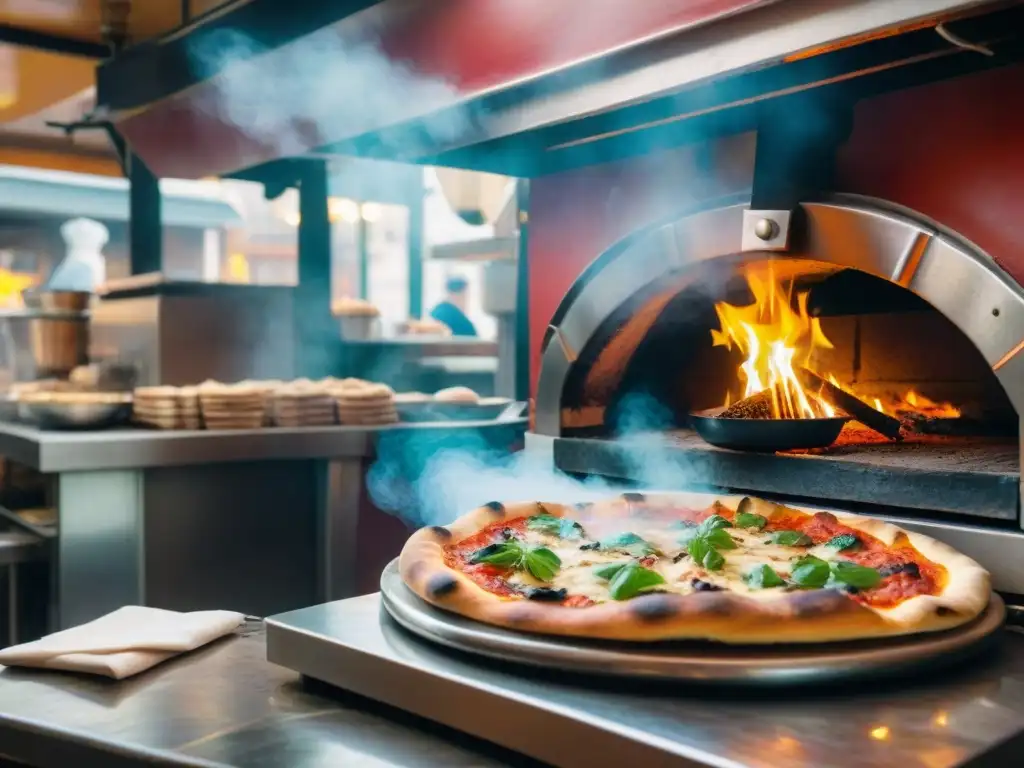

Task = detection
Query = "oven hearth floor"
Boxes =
[553,430,1019,520]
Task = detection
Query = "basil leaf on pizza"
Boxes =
[826,534,860,551]
[593,562,627,581]
[790,555,831,588]
[679,526,732,547]
[703,528,737,550]
[829,561,881,589]
[470,541,522,566]
[770,530,813,547]
[527,514,585,540]
[599,532,657,557]
[601,532,645,547]
[734,511,768,530]
[523,547,561,581]
[687,536,712,566]
[687,536,726,571]
[745,563,785,589]
[608,563,665,600]
[698,514,732,533]
[702,547,726,571]
[470,540,561,582]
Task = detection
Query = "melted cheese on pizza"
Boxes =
[504,526,842,602]
[444,499,946,609]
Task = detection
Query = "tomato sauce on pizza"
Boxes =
[442,497,945,610]
[402,492,989,644]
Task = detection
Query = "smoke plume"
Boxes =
[186,24,477,159]
[182,12,742,525]
[367,391,714,527]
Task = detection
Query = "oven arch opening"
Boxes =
[535,196,1024,442]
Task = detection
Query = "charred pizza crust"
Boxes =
[399,493,991,644]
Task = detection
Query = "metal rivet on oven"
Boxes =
[754,218,779,241]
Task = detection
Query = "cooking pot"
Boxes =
[0,291,90,379]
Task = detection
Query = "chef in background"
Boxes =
[47,218,109,293]
[429,275,477,337]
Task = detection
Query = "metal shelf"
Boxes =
[429,236,517,262]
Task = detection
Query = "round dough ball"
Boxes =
[434,386,479,404]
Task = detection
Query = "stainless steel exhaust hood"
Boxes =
[96,0,1023,178]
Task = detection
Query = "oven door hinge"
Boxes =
[746,95,855,252]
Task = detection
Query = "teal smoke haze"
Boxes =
[367,392,712,526]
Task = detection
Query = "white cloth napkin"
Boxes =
[0,606,245,680]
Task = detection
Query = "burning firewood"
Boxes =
[797,368,904,441]
[899,411,1013,437]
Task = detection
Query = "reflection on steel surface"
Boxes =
[266,587,1024,768]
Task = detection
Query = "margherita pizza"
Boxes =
[399,492,991,643]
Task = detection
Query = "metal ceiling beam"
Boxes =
[0,24,108,59]
[406,5,1024,177]
[95,0,380,110]
[95,0,1021,179]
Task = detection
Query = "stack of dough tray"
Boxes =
[331,381,397,426]
[269,380,336,427]
[133,386,201,430]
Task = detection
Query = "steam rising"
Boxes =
[187,26,477,157]
[367,432,615,527]
[368,392,714,526]
[183,15,746,524]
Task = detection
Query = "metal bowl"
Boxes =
[18,399,133,431]
[690,407,850,452]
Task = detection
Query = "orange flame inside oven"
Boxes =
[711,271,962,421]
[876,389,961,419]
[711,271,835,419]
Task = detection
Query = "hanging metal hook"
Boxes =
[936,23,995,56]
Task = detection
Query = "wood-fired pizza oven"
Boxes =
[535,194,1023,510]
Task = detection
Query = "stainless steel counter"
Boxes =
[0,624,538,768]
[268,595,1024,768]
[0,416,527,635]
[0,418,525,472]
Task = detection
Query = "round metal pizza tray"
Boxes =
[379,559,1006,685]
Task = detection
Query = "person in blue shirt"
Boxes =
[429,276,478,337]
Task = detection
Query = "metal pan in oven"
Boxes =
[690,407,850,452]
